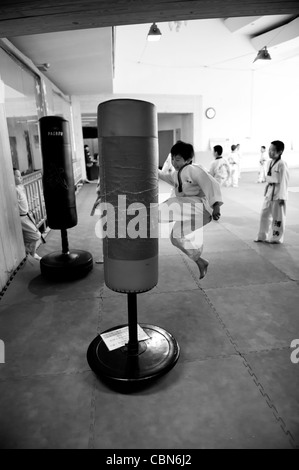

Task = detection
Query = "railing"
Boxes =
[23,170,47,232]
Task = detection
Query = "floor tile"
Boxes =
[155,255,199,293]
[184,248,289,289]
[205,282,299,352]
[91,357,292,449]
[1,261,105,305]
[0,372,94,449]
[244,348,299,447]
[0,297,100,378]
[96,290,236,362]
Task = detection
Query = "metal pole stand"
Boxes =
[87,293,180,386]
[40,228,93,280]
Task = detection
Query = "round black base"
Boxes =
[40,250,93,280]
[87,324,180,386]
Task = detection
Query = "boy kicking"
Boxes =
[158,141,223,279]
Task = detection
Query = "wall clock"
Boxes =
[205,107,216,119]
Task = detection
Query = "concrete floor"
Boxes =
[0,169,299,449]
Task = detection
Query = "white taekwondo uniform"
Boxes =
[257,157,289,243]
[209,157,231,187]
[158,163,223,260]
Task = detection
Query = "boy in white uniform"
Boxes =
[257,145,267,183]
[254,140,289,244]
[227,144,240,187]
[158,141,223,279]
[14,169,42,260]
[209,145,231,186]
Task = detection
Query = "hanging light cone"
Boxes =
[147,23,162,41]
[253,46,271,63]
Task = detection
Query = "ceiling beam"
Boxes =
[223,16,261,33]
[251,16,299,50]
[0,0,299,37]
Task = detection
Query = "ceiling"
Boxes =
[1,1,299,110]
[1,1,299,36]
[8,28,115,95]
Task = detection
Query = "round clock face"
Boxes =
[205,107,216,119]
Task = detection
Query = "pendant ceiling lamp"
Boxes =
[253,46,271,63]
[147,23,162,41]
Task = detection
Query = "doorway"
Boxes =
[158,130,174,168]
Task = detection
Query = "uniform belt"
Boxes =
[20,213,28,216]
[264,182,276,200]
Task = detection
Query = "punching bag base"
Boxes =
[40,250,93,280]
[87,324,180,388]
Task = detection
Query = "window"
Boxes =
[0,47,43,175]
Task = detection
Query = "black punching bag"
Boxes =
[39,116,77,229]
[39,116,93,280]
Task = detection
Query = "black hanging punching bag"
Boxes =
[39,116,77,229]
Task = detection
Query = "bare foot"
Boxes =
[195,257,209,279]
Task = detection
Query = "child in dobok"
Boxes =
[158,141,223,279]
[257,145,267,183]
[209,145,231,186]
[227,144,240,187]
[255,140,289,244]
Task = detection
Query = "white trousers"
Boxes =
[159,196,212,261]
[257,199,286,243]
[258,164,266,183]
[230,166,239,187]
[20,215,41,256]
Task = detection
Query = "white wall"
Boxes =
[77,92,203,150]
[113,21,299,161]
[0,80,25,290]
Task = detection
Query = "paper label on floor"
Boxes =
[100,325,150,351]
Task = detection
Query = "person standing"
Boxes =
[257,145,267,183]
[84,144,93,181]
[13,168,42,260]
[235,143,242,179]
[209,145,231,187]
[254,140,289,244]
[227,144,240,187]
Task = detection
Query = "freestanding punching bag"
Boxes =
[87,99,180,386]
[39,116,93,280]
